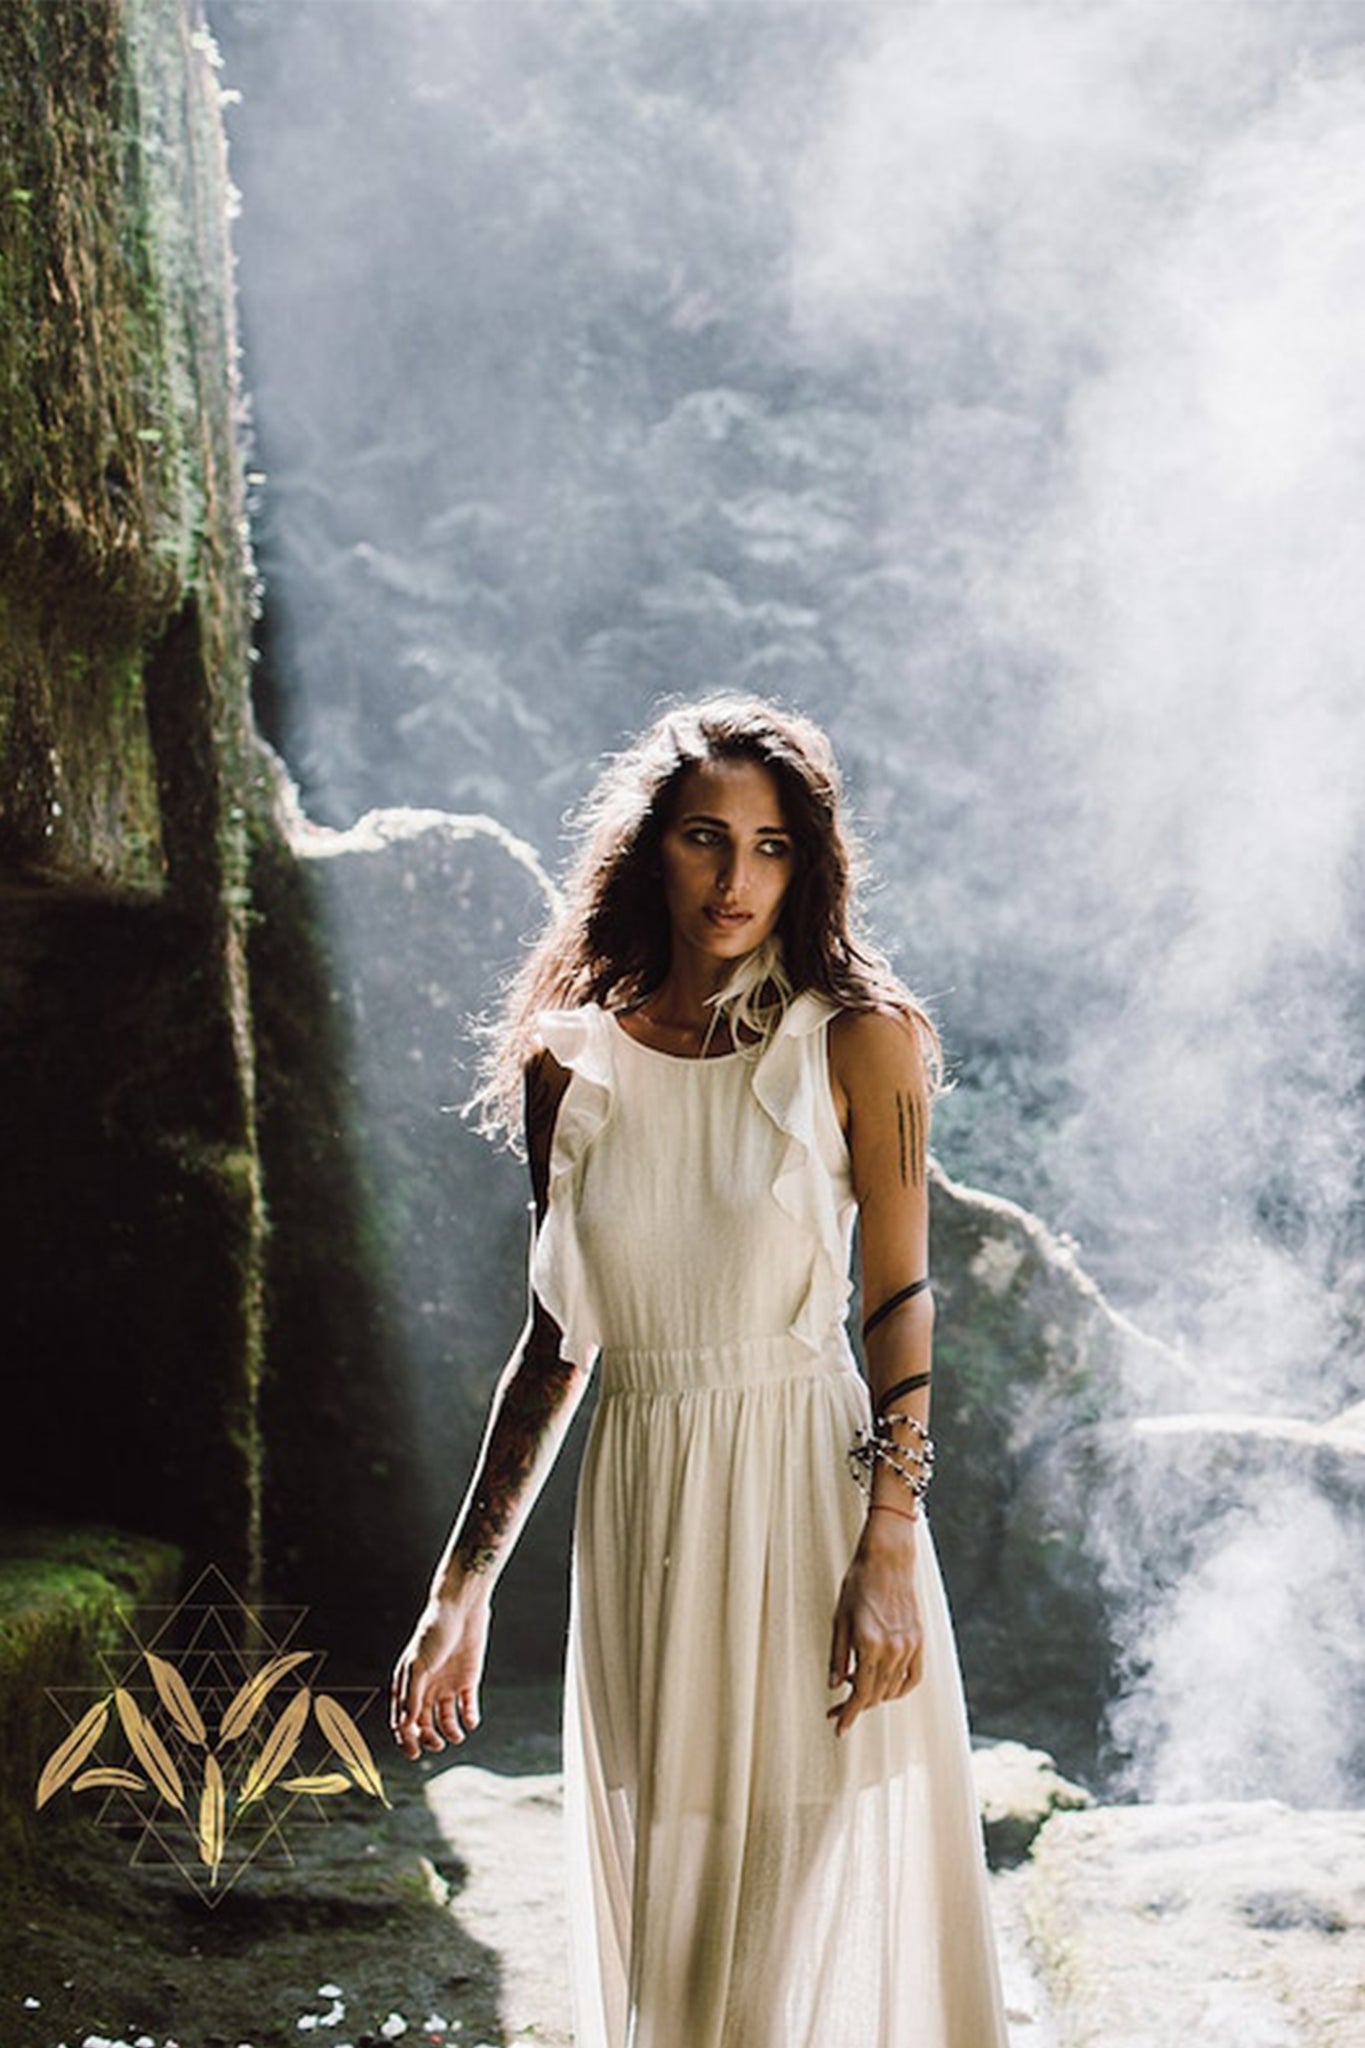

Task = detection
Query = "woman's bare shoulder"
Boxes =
[828,1004,930,1091]
[524,1042,571,1103]
[521,1047,572,1210]
[826,1005,932,1148]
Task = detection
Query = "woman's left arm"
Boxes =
[826,1007,935,1737]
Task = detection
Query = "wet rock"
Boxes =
[927,1166,1184,1772]
[971,1739,1092,1869]
[1021,1800,1365,2047]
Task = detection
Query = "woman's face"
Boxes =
[657,758,795,967]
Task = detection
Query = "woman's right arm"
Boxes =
[389,1050,586,1758]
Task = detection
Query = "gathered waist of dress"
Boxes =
[596,1329,860,1397]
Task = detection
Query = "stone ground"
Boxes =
[5,1684,1362,2047]
[1019,1800,1365,2048]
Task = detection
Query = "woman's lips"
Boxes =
[705,906,751,927]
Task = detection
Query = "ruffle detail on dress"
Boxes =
[750,991,853,1352]
[531,1004,615,1368]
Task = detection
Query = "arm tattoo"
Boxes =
[896,1089,925,1189]
[454,1052,575,1574]
[455,1331,579,1574]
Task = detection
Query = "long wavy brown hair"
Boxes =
[472,695,941,1144]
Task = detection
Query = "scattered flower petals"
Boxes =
[421,2020,449,2036]
[318,1984,343,1998]
[23,1997,40,2009]
[380,2018,409,2041]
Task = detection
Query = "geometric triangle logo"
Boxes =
[35,1563,389,1906]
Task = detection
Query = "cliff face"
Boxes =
[0,0,265,1588]
[0,0,546,1660]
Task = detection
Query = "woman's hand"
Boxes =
[390,1589,491,1759]
[827,1513,924,1737]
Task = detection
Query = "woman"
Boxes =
[391,697,1007,2048]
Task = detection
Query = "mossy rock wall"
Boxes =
[0,0,265,1589]
[0,1526,183,1882]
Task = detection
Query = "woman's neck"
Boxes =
[622,950,743,1057]
[641,952,733,1034]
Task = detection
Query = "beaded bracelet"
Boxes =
[847,1413,936,1506]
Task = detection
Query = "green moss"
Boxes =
[0,1526,183,1879]
[0,0,257,892]
[0,3,178,611]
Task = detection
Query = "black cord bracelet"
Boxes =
[861,1275,931,1342]
[875,1370,932,1416]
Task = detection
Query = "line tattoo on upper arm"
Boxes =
[896,1089,925,1189]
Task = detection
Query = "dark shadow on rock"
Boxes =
[248,795,587,1684]
[0,872,260,1584]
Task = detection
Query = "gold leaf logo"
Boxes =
[198,1754,226,1882]
[35,1696,111,1809]
[280,1772,352,1795]
[115,1688,186,1813]
[144,1650,207,1745]
[218,1650,312,1744]
[238,1686,311,1807]
[34,1563,387,1902]
[313,1694,391,1808]
[70,1767,147,1793]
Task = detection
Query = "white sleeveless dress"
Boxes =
[532,992,1007,2048]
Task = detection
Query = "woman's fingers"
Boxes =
[394,1673,462,1757]
[895,1642,924,1696]
[829,1648,887,1736]
[390,1649,416,1728]
[826,1625,924,1734]
[828,1605,852,1690]
[390,1665,430,1759]
[435,1686,479,1744]
[391,1600,491,1759]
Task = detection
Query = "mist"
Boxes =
[210,0,1365,1801]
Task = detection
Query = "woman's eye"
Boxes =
[685,828,721,846]
[759,838,792,859]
